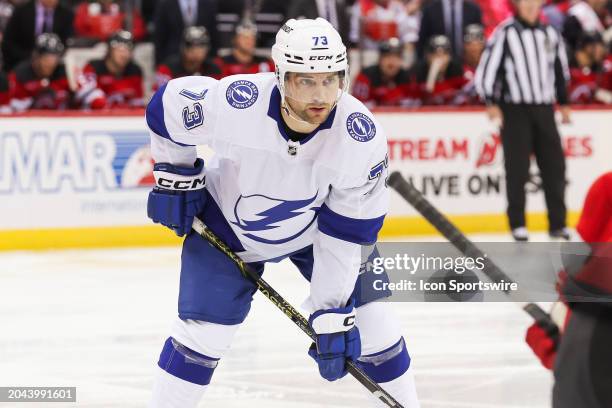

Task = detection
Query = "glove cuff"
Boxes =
[309,300,356,334]
[153,158,206,191]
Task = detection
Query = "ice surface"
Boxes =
[0,233,555,407]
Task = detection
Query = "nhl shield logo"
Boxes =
[346,112,376,142]
[226,80,259,109]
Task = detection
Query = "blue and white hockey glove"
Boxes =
[307,300,361,381]
[147,158,207,237]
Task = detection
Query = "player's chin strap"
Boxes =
[190,216,404,408]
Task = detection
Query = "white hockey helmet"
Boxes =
[271,18,349,104]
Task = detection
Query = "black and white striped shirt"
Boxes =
[475,17,570,106]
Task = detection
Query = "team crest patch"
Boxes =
[226,80,259,109]
[346,112,376,142]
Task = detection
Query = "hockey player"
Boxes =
[525,171,612,408]
[352,37,420,108]
[75,30,144,109]
[145,18,420,408]
[154,26,222,91]
[8,33,71,112]
[215,20,275,77]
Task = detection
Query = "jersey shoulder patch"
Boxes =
[337,94,381,144]
[220,72,275,110]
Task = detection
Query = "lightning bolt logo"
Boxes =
[346,112,376,142]
[353,118,368,135]
[226,80,259,109]
[231,86,252,101]
[231,192,319,244]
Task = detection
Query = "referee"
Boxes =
[475,0,571,242]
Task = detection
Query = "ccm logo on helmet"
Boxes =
[157,176,206,190]
[309,55,333,60]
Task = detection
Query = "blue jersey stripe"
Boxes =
[317,204,385,245]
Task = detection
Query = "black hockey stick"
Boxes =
[191,217,404,408]
[387,171,560,344]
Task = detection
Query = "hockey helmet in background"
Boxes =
[427,35,452,54]
[108,30,134,49]
[235,19,258,37]
[34,33,65,55]
[271,18,349,105]
[182,26,210,49]
[464,24,484,43]
[378,37,403,56]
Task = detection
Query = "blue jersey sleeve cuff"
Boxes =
[317,204,385,245]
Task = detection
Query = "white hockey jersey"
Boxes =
[145,72,389,311]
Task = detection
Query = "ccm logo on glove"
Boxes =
[156,176,206,190]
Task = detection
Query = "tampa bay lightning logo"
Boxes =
[346,112,376,142]
[226,80,259,109]
[231,192,319,244]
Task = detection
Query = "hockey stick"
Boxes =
[387,171,560,344]
[191,217,404,408]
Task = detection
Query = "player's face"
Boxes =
[37,54,60,77]
[379,53,402,78]
[109,45,131,69]
[515,0,543,24]
[235,33,256,54]
[284,72,342,125]
[464,40,484,60]
[183,46,207,65]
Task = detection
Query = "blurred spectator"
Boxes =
[215,20,274,77]
[8,33,70,111]
[412,34,467,105]
[155,26,221,91]
[564,0,612,51]
[473,0,511,36]
[75,30,144,109]
[568,31,612,103]
[417,0,482,58]
[287,0,353,44]
[0,70,9,112]
[153,0,218,65]
[453,23,484,104]
[1,0,73,71]
[352,37,419,107]
[0,0,15,36]
[541,0,572,31]
[74,0,146,42]
[350,0,421,50]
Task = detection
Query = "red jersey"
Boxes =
[412,59,468,105]
[568,56,612,104]
[215,54,274,78]
[155,55,222,91]
[8,60,71,111]
[74,2,146,42]
[76,59,144,109]
[352,65,420,108]
[451,64,482,105]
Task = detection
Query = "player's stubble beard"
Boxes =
[281,97,331,134]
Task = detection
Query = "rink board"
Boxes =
[0,108,609,250]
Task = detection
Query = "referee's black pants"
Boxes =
[500,104,567,231]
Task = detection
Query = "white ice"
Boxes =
[0,233,555,407]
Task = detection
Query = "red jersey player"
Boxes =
[215,20,274,77]
[352,38,419,107]
[8,33,71,112]
[411,35,467,106]
[76,30,144,109]
[155,26,222,91]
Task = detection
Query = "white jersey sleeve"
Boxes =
[145,75,220,165]
[309,115,389,311]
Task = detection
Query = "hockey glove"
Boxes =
[147,158,207,237]
[308,300,361,381]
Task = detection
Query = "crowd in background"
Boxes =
[0,0,610,112]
